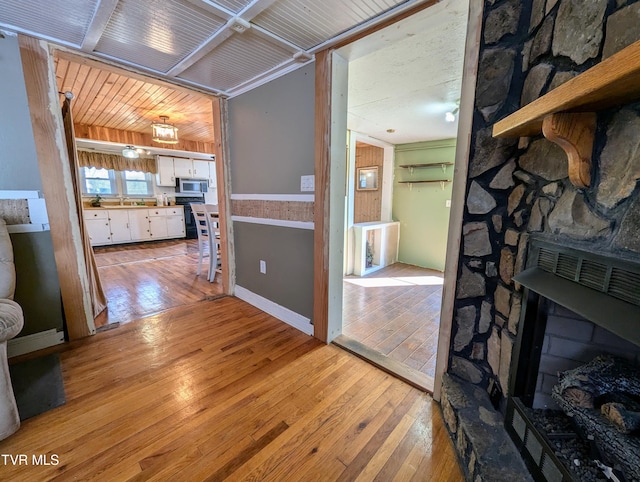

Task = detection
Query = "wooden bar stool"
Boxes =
[204,204,221,282]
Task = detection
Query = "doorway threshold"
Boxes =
[332,335,434,393]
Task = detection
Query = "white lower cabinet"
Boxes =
[84,207,184,246]
[166,212,185,237]
[128,209,151,241]
[85,215,112,246]
[108,210,133,243]
[149,207,184,239]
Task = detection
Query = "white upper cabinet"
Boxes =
[156,155,215,185]
[192,160,210,180]
[156,155,175,187]
[173,158,193,178]
[208,161,217,188]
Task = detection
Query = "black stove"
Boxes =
[174,196,204,239]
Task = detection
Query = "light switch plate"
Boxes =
[301,175,315,192]
[445,200,452,208]
[259,260,267,274]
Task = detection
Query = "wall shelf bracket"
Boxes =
[541,112,596,188]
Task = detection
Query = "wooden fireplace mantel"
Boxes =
[492,39,640,188]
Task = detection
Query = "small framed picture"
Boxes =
[356,166,379,191]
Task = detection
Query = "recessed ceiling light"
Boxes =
[445,112,456,122]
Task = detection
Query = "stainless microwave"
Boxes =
[176,178,208,194]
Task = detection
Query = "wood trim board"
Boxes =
[18,35,95,339]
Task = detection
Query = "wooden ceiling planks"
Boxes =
[53,53,215,145]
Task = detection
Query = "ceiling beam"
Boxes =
[239,0,281,19]
[183,0,235,19]
[81,0,119,52]
[227,57,312,98]
[166,26,235,78]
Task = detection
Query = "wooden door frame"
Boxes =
[19,35,95,339]
[313,1,484,401]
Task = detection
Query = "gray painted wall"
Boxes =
[228,65,315,321]
[0,34,42,191]
[234,222,314,319]
[0,33,64,338]
[228,64,315,194]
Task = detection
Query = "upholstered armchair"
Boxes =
[0,218,24,440]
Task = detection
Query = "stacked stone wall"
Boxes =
[451,0,640,401]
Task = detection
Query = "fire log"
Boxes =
[601,402,640,434]
[552,355,640,481]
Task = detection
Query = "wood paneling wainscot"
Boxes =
[354,143,384,223]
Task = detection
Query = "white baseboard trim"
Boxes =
[8,329,65,358]
[234,285,313,336]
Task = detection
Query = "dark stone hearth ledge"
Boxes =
[441,374,532,482]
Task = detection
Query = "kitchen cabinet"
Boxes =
[192,160,210,180]
[108,210,132,243]
[84,206,184,246]
[208,161,217,188]
[148,207,184,239]
[128,209,151,241]
[84,210,111,246]
[166,212,185,237]
[173,158,193,178]
[156,156,176,187]
[149,215,168,239]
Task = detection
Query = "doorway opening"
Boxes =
[53,52,230,329]
[331,0,469,392]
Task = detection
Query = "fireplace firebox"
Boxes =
[505,237,640,482]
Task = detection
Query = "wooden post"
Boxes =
[18,35,94,339]
[313,49,332,343]
[211,96,234,295]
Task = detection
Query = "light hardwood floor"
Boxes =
[3,297,463,481]
[93,239,223,328]
[343,263,443,380]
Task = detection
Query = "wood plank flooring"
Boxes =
[93,239,223,328]
[3,297,463,481]
[342,263,443,381]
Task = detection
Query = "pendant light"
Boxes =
[151,116,179,144]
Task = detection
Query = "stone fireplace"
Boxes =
[440,0,640,480]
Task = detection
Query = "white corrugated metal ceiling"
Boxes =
[0,0,427,97]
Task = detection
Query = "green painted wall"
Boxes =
[392,139,456,271]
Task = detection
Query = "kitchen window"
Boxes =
[80,167,154,196]
[81,167,117,195]
[122,170,154,196]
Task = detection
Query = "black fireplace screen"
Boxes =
[505,237,640,482]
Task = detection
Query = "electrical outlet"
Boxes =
[259,260,267,274]
[445,200,451,208]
